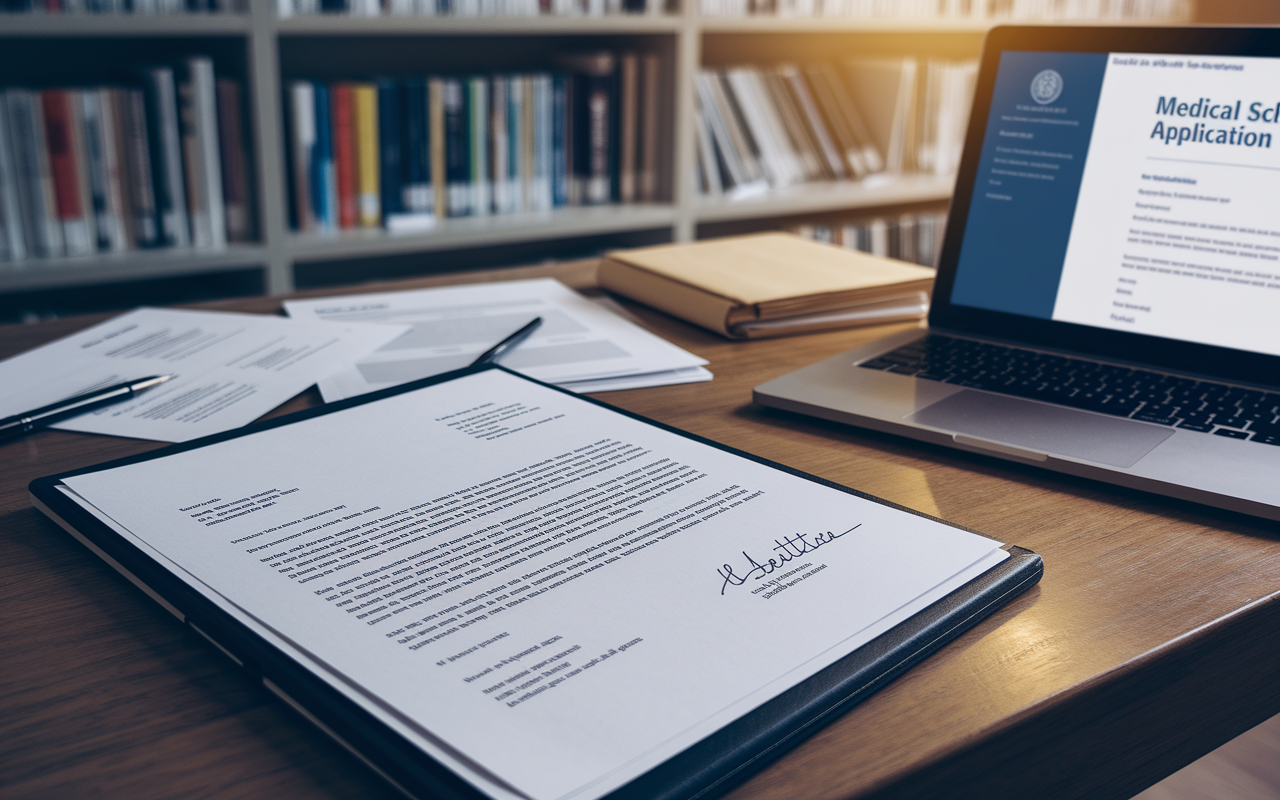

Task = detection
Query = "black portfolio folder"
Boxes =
[30,365,1042,800]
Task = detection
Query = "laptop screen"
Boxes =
[935,28,1280,384]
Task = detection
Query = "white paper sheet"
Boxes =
[0,307,407,442]
[62,370,1007,800]
[557,365,712,394]
[283,279,710,401]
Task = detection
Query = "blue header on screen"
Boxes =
[950,51,1109,319]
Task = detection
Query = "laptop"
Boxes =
[754,26,1280,522]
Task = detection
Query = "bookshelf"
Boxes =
[0,1,1202,313]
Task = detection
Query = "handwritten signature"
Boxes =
[716,525,860,595]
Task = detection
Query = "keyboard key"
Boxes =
[865,334,1280,441]
[1133,412,1178,426]
[1176,421,1215,432]
[1213,428,1250,440]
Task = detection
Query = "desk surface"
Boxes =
[3,261,1280,800]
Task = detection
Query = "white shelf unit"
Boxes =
[2,5,1188,300]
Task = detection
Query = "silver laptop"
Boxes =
[755,26,1280,522]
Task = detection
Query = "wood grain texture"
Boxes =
[2,260,1279,800]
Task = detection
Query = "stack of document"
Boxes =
[0,307,407,443]
[284,278,711,402]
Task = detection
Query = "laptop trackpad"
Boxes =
[907,390,1174,468]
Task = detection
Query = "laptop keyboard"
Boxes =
[859,334,1280,447]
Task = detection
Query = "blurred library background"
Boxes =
[0,0,1275,323]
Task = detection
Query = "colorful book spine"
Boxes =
[468,76,490,217]
[100,89,135,250]
[531,73,551,212]
[41,89,92,255]
[551,73,568,208]
[353,82,380,227]
[585,75,611,205]
[559,53,617,207]
[562,74,577,206]
[177,73,208,245]
[0,98,27,261]
[80,90,125,252]
[189,57,226,247]
[1,60,251,260]
[618,53,638,204]
[400,78,432,216]
[331,83,358,229]
[312,81,335,230]
[520,75,534,212]
[639,53,659,202]
[489,76,509,215]
[428,77,445,218]
[67,89,99,253]
[506,75,524,213]
[289,81,315,232]
[157,68,192,246]
[277,57,666,234]
[121,88,160,248]
[216,79,251,242]
[143,67,191,247]
[442,78,469,217]
[376,79,402,224]
[18,92,64,257]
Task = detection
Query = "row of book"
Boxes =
[277,0,667,16]
[3,0,1185,13]
[790,209,946,268]
[0,59,253,264]
[694,58,976,198]
[287,52,665,233]
[698,0,1188,18]
[0,0,244,12]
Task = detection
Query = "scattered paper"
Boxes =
[283,279,711,401]
[0,307,408,442]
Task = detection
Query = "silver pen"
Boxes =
[0,374,175,441]
[469,317,543,367]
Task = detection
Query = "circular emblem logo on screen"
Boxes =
[1030,69,1064,105]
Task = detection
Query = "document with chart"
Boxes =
[284,279,710,399]
[33,367,1039,800]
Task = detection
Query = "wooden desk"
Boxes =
[3,261,1279,800]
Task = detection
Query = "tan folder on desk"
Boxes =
[598,233,935,339]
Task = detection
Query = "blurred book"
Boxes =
[694,59,977,198]
[0,59,252,265]
[276,0,668,17]
[286,53,667,234]
[697,0,1188,21]
[789,208,947,269]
